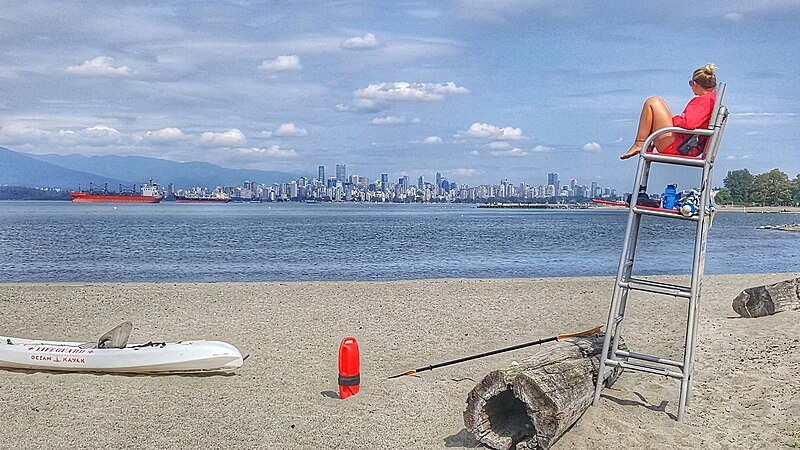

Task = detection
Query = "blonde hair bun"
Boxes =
[693,64,718,90]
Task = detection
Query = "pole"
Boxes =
[388,325,602,379]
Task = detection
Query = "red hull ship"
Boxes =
[70,182,162,203]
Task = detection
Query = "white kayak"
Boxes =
[0,322,244,374]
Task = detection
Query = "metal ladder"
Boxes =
[592,83,729,421]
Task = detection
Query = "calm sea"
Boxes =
[0,201,797,283]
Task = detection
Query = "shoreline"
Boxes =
[716,204,800,213]
[2,274,799,449]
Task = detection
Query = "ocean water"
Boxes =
[0,201,797,283]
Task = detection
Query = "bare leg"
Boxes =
[620,96,674,159]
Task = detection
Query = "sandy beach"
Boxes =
[716,205,800,214]
[1,274,799,449]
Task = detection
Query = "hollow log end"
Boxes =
[464,371,537,450]
[464,333,618,450]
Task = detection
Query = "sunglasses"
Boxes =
[689,80,696,86]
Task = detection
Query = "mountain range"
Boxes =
[0,147,301,190]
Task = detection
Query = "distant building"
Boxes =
[548,172,559,193]
[318,166,325,182]
[336,164,346,183]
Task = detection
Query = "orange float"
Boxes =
[338,337,360,399]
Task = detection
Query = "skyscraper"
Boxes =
[336,164,346,183]
[547,172,560,193]
[318,165,325,182]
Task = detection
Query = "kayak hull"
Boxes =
[0,337,243,374]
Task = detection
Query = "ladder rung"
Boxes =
[642,152,708,167]
[631,206,701,221]
[615,350,683,368]
[620,278,691,298]
[606,359,684,379]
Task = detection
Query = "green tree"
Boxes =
[714,189,732,205]
[723,169,753,204]
[793,174,800,205]
[750,169,792,206]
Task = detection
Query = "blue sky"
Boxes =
[1,1,798,191]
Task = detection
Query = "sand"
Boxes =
[1,274,799,449]
[716,205,800,214]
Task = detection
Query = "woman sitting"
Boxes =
[620,64,718,160]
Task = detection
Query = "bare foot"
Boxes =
[620,141,644,160]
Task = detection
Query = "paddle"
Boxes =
[388,325,603,379]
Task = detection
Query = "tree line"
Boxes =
[0,186,71,200]
[716,169,800,206]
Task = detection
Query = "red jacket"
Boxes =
[661,90,717,156]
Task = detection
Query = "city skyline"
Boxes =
[169,164,617,204]
[0,2,797,193]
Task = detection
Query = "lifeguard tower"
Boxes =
[592,83,729,421]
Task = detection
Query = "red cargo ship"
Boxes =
[70,182,162,203]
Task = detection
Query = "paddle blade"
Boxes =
[388,370,417,379]
[556,325,603,341]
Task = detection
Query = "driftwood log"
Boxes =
[732,277,800,318]
[463,333,621,450]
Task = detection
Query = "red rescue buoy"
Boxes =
[338,337,360,399]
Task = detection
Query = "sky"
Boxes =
[1,1,798,192]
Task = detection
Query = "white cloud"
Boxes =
[532,145,555,153]
[80,126,123,144]
[455,0,583,22]
[407,8,442,20]
[488,141,512,149]
[449,168,481,177]
[731,112,800,127]
[423,136,443,144]
[342,33,380,50]
[200,128,247,146]
[335,104,351,112]
[273,123,308,137]
[143,127,186,142]
[354,81,468,103]
[490,147,528,157]
[65,56,132,77]
[353,98,381,111]
[259,55,302,71]
[238,145,298,159]
[725,154,751,160]
[462,122,523,140]
[372,115,408,125]
[583,142,602,152]
[0,125,51,143]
